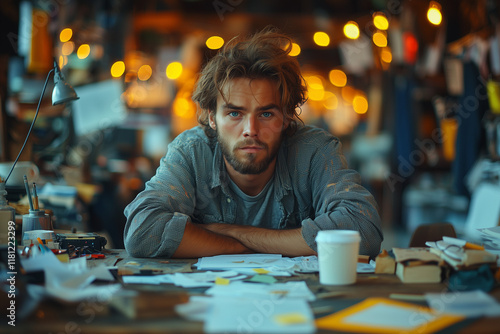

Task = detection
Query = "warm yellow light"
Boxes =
[313,32,330,47]
[61,41,74,56]
[166,62,183,80]
[341,86,356,104]
[373,13,389,30]
[58,55,68,69]
[373,31,388,47]
[323,92,338,110]
[60,28,72,42]
[308,87,325,101]
[353,94,368,114]
[427,2,442,25]
[173,97,196,118]
[381,48,393,63]
[343,21,360,40]
[137,64,153,81]
[306,75,324,90]
[329,69,347,87]
[289,43,301,56]
[77,44,90,59]
[206,36,224,50]
[111,61,126,78]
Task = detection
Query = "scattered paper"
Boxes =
[204,296,315,334]
[196,254,284,270]
[196,254,375,275]
[426,290,500,317]
[21,251,120,302]
[205,281,315,301]
[121,274,173,285]
[121,270,246,288]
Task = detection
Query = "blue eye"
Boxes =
[228,111,240,117]
[262,112,272,118]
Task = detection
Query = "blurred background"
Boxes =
[1,0,500,250]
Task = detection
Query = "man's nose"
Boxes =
[243,116,258,137]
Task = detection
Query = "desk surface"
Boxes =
[6,249,500,334]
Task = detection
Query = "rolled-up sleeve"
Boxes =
[124,138,198,258]
[299,135,383,258]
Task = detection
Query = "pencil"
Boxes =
[23,175,34,211]
[33,182,39,210]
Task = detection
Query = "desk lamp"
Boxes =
[0,61,79,237]
[3,60,79,184]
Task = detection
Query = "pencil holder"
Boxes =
[22,210,52,240]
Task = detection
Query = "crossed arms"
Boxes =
[124,127,383,259]
[172,221,316,258]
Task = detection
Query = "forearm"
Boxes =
[201,224,316,257]
[171,221,253,258]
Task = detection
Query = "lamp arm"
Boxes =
[4,68,54,185]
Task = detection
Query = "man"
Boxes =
[124,28,383,259]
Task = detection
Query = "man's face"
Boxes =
[209,77,288,175]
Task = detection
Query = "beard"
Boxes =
[217,131,282,175]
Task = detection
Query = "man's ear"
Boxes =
[209,111,216,130]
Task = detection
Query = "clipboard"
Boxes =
[315,297,464,333]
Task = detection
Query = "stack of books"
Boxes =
[425,236,498,270]
[392,248,444,283]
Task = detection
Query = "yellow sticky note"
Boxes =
[273,312,307,325]
[253,268,270,274]
[215,277,230,285]
[55,253,70,263]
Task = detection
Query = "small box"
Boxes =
[375,249,396,274]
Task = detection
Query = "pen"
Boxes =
[33,182,39,210]
[23,175,34,211]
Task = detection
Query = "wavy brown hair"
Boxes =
[192,27,307,138]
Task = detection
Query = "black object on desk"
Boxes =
[56,232,107,250]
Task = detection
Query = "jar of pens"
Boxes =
[21,175,53,246]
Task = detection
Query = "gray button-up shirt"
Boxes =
[124,125,383,258]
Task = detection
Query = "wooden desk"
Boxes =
[4,250,500,333]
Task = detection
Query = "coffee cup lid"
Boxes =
[315,230,361,243]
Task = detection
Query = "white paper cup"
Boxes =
[315,230,361,285]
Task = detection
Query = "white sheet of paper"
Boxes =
[204,296,315,334]
[426,290,500,317]
[205,281,315,301]
[121,274,171,285]
[170,271,246,288]
[122,271,246,287]
[342,303,435,329]
[196,254,283,270]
